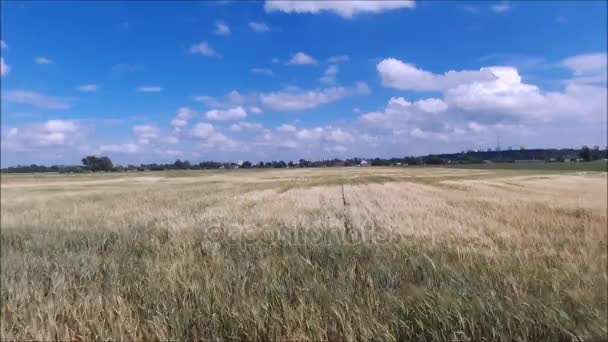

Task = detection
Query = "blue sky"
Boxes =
[1,1,607,166]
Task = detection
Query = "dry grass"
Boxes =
[1,167,607,341]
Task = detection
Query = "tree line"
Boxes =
[1,146,605,173]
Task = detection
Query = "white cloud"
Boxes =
[260,82,369,111]
[287,52,317,65]
[0,40,7,49]
[214,21,231,35]
[444,66,607,122]
[100,143,140,153]
[264,0,415,18]
[320,65,339,84]
[2,120,82,149]
[137,86,163,92]
[190,122,216,139]
[295,127,324,141]
[2,90,72,109]
[133,125,160,144]
[190,41,218,57]
[206,106,247,121]
[327,55,349,63]
[409,127,428,139]
[467,121,486,133]
[277,124,297,132]
[326,128,354,144]
[562,53,607,84]
[251,68,273,76]
[248,106,263,114]
[377,58,496,91]
[230,121,263,132]
[249,22,270,32]
[76,84,99,92]
[1,57,9,77]
[272,57,280,64]
[227,90,246,105]
[34,57,53,65]
[171,107,195,130]
[414,98,448,113]
[491,1,511,13]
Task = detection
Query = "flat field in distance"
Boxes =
[1,167,607,341]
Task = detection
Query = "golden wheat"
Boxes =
[1,167,606,340]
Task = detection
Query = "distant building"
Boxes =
[360,160,370,167]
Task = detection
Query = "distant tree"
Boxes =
[174,159,184,169]
[82,155,114,172]
[579,146,592,162]
[242,161,252,168]
[288,161,295,168]
[257,161,264,168]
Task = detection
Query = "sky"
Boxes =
[1,0,607,166]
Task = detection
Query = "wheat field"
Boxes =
[1,167,607,341]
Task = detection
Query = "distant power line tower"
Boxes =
[496,135,502,160]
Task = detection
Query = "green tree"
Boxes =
[579,146,592,162]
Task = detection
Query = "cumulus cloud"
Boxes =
[467,121,486,133]
[99,143,140,153]
[264,0,415,18]
[34,57,53,65]
[562,53,607,84]
[0,40,6,48]
[214,21,231,35]
[1,57,9,77]
[287,52,317,65]
[377,58,496,91]
[249,22,270,32]
[444,66,607,121]
[171,107,195,131]
[277,124,297,132]
[320,65,339,84]
[133,125,160,144]
[414,98,448,113]
[195,91,258,109]
[260,82,369,111]
[190,41,218,57]
[251,68,273,76]
[190,122,216,139]
[227,90,246,105]
[230,121,263,132]
[326,127,354,144]
[248,106,263,114]
[76,84,99,92]
[137,86,163,92]
[2,120,82,149]
[206,106,247,121]
[2,90,72,109]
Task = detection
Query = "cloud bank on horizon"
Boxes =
[1,0,606,166]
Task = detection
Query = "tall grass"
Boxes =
[1,168,606,340]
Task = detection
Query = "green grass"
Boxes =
[449,160,608,172]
